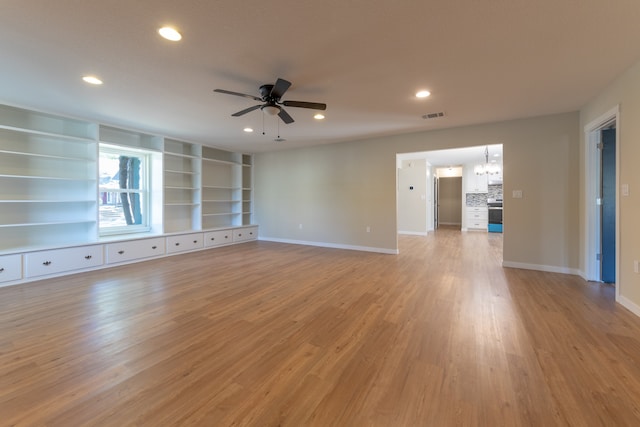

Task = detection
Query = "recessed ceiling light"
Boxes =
[416,90,431,98]
[82,75,103,85]
[243,127,254,133]
[314,113,325,120]
[158,26,182,41]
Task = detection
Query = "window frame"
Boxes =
[98,143,152,236]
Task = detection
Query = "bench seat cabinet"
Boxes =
[0,254,23,283]
[106,237,165,264]
[204,229,232,248]
[233,226,258,242]
[25,245,103,278]
[166,233,204,254]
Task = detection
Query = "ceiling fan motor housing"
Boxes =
[259,84,276,101]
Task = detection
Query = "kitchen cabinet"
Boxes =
[464,165,488,193]
[466,207,488,230]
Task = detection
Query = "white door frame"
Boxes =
[583,105,620,300]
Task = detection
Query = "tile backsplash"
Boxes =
[488,184,503,200]
[466,184,503,207]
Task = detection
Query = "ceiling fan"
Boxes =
[214,78,326,124]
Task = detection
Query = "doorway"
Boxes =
[601,128,616,283]
[584,106,619,296]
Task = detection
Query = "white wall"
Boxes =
[398,159,427,234]
[580,58,640,314]
[255,112,579,270]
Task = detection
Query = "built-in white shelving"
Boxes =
[163,138,202,233]
[0,103,256,287]
[0,106,98,251]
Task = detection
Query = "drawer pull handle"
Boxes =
[152,246,157,249]
[249,232,253,235]
[85,255,92,260]
[0,268,4,272]
[225,235,228,239]
[118,250,125,255]
[193,240,197,243]
[43,261,52,266]
[238,234,242,237]
[210,237,215,241]
[175,243,180,246]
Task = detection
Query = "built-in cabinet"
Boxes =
[0,103,258,287]
[201,148,253,229]
[0,105,98,251]
[164,138,202,233]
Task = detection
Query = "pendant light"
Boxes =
[475,146,501,175]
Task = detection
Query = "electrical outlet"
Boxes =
[366,226,371,233]
[634,260,639,274]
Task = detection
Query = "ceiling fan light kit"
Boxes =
[214,78,327,125]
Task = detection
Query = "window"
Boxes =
[99,144,151,235]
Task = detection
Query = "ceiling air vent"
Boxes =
[422,111,446,120]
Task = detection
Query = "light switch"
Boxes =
[622,184,629,197]
[512,190,523,199]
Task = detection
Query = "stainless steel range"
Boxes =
[487,198,503,233]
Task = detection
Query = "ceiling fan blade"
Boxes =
[278,108,295,124]
[232,104,262,117]
[214,89,262,102]
[270,78,292,99]
[282,100,327,111]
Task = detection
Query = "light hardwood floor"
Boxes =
[1,229,640,426]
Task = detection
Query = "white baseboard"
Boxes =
[259,237,399,255]
[618,294,640,317]
[398,231,428,236]
[502,260,581,276]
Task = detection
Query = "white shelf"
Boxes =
[0,220,95,228]
[0,103,254,253]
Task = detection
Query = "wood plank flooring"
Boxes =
[1,229,640,426]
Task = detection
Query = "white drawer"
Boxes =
[166,233,204,254]
[466,208,488,220]
[0,254,22,283]
[233,226,258,242]
[25,245,103,278]
[467,219,488,229]
[204,229,233,247]
[106,237,165,264]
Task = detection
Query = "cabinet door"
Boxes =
[204,229,233,247]
[233,227,258,242]
[25,245,103,278]
[0,254,22,283]
[106,238,165,264]
[166,233,204,254]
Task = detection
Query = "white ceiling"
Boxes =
[2,1,640,153]
[398,144,502,168]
